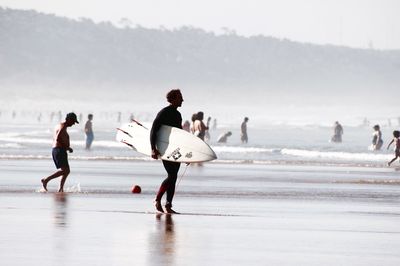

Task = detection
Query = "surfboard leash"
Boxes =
[176,163,190,190]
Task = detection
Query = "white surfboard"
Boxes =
[116,121,217,163]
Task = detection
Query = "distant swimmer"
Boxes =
[331,121,343,143]
[84,114,94,150]
[41,112,79,192]
[387,130,400,166]
[150,89,183,214]
[371,124,383,150]
[241,117,249,143]
[217,131,232,143]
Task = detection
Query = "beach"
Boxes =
[1,159,400,266]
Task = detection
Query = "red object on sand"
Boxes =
[131,185,141,194]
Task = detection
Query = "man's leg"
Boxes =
[58,166,70,192]
[165,161,180,214]
[41,170,64,191]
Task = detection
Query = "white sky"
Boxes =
[1,0,399,50]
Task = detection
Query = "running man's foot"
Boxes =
[154,200,164,213]
[41,178,48,191]
[165,203,180,214]
[388,162,391,167]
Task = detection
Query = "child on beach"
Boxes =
[387,130,400,166]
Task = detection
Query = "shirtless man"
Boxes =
[41,112,79,192]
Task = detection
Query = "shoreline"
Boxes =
[1,159,400,265]
[0,155,397,169]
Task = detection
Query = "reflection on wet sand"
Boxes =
[148,214,176,265]
[53,193,68,228]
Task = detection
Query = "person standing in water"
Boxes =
[331,121,343,143]
[190,113,197,134]
[41,112,79,192]
[84,114,94,150]
[150,89,184,214]
[193,112,208,141]
[371,124,383,150]
[241,117,249,143]
[387,130,400,166]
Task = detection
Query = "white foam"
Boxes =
[280,148,392,162]
[0,143,24,149]
[64,183,81,193]
[212,145,276,153]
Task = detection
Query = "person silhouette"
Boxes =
[193,112,208,141]
[217,131,232,143]
[84,114,94,150]
[387,130,400,166]
[150,89,184,214]
[241,117,249,143]
[371,124,383,150]
[41,112,79,192]
[331,121,343,143]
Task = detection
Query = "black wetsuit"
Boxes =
[150,105,182,204]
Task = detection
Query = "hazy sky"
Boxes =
[1,0,399,50]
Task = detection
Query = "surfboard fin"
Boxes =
[117,128,133,138]
[131,119,148,129]
[120,140,137,151]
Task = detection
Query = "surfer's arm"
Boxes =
[150,121,161,150]
[150,112,163,159]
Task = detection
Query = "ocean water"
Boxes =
[2,113,400,265]
[0,114,398,168]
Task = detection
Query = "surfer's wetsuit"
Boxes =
[150,105,182,204]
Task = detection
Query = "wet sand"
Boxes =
[1,159,400,266]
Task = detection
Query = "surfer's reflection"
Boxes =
[149,214,176,265]
[53,193,68,227]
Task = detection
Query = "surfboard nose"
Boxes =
[211,150,217,160]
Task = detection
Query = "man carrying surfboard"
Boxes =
[150,89,184,214]
[41,112,79,192]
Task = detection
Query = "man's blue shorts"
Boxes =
[52,147,69,169]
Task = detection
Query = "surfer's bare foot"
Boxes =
[154,200,164,213]
[58,188,64,193]
[41,178,48,191]
[165,203,179,214]
[388,162,391,167]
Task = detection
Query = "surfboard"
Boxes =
[116,121,217,163]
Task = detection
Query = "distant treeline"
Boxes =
[1,7,400,92]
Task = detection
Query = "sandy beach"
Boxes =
[1,159,400,266]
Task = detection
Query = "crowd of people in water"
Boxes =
[180,112,249,144]
[2,109,400,164]
[331,120,400,166]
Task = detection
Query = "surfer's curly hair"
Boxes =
[166,89,182,103]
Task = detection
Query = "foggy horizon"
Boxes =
[1,0,399,50]
[1,6,399,127]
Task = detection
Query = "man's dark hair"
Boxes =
[166,89,181,103]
